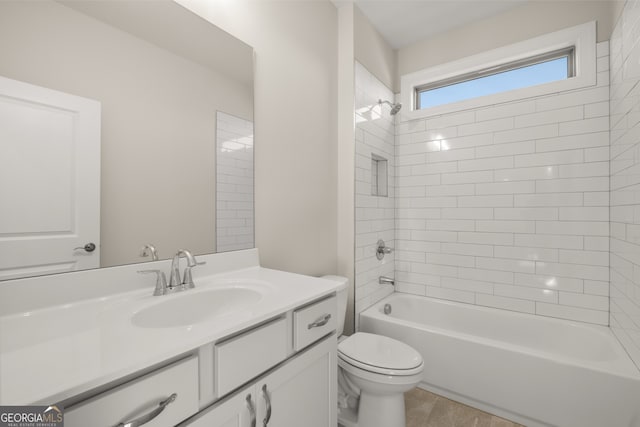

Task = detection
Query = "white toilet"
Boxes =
[323,276,424,427]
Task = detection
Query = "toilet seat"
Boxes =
[338,332,423,376]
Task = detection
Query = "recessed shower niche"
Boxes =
[371,153,388,197]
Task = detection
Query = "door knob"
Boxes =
[74,243,96,252]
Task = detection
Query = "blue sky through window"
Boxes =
[418,57,569,109]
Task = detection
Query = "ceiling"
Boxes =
[354,0,528,49]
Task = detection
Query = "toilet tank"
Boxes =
[321,275,348,337]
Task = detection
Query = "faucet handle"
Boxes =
[138,269,168,296]
[376,239,394,260]
[183,261,206,289]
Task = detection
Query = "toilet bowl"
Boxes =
[339,332,424,427]
[321,276,424,427]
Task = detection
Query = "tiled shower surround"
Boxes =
[610,0,640,368]
[354,62,395,318]
[216,112,254,253]
[394,42,611,325]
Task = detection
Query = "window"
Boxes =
[416,48,574,110]
[400,22,596,120]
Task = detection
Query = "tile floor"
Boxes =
[405,388,525,427]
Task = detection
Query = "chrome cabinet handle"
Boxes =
[116,393,177,427]
[246,394,256,427]
[74,243,96,252]
[261,385,271,427]
[308,313,332,329]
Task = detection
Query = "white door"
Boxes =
[0,75,101,280]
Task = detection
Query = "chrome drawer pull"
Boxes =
[261,384,272,426]
[308,313,331,329]
[246,393,256,427]
[116,393,177,427]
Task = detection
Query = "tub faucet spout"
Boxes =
[379,276,394,286]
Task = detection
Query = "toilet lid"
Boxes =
[338,333,423,376]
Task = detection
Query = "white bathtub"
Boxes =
[359,293,640,427]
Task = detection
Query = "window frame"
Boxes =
[400,21,596,121]
[415,47,575,110]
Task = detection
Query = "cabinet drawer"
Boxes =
[293,296,337,351]
[65,356,199,427]
[215,317,287,397]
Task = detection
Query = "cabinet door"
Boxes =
[257,335,336,427]
[181,384,257,427]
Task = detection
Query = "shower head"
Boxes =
[378,99,402,115]
[390,103,402,115]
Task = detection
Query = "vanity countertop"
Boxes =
[0,252,341,405]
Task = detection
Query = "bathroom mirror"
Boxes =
[0,0,254,280]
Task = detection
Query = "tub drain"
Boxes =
[383,304,392,315]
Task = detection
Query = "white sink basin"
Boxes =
[132,287,263,328]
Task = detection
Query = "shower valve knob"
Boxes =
[376,239,393,260]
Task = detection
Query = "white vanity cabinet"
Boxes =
[61,294,337,427]
[183,334,336,427]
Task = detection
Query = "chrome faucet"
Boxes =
[140,244,159,261]
[169,249,205,290]
[379,276,395,286]
[138,249,205,296]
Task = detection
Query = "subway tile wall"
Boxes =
[355,62,395,322]
[610,0,640,368]
[216,112,254,253]
[394,42,611,325]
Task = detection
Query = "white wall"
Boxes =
[337,3,356,335]
[216,112,255,253]
[394,42,611,325]
[610,0,640,368]
[177,0,339,276]
[354,6,397,92]
[354,62,396,322]
[397,1,620,91]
